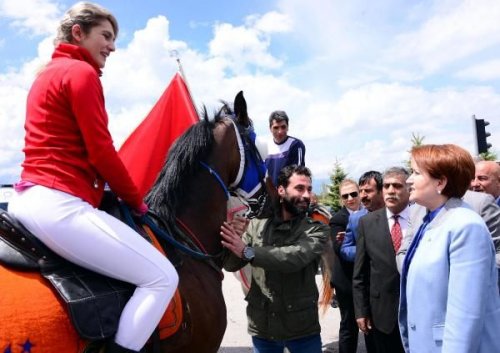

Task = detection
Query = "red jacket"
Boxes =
[21,43,143,209]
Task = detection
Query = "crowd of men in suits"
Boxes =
[328,160,500,353]
[259,108,500,352]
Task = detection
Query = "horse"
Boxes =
[0,91,267,353]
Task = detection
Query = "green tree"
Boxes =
[404,132,425,169]
[322,160,347,213]
[479,151,498,161]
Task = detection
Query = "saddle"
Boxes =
[0,208,134,340]
[0,193,183,341]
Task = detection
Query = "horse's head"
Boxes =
[145,91,268,258]
[218,92,270,218]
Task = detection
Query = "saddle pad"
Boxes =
[143,224,183,339]
[0,264,87,353]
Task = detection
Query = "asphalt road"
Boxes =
[218,271,368,353]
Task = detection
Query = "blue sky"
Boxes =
[1,0,500,192]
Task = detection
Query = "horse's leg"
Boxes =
[161,259,226,353]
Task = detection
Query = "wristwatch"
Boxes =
[242,246,255,262]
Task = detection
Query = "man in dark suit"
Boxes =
[353,167,410,353]
[340,170,384,353]
[330,179,362,353]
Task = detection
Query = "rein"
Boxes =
[142,213,220,261]
[119,204,220,261]
[199,161,230,200]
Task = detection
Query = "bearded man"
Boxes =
[222,164,329,353]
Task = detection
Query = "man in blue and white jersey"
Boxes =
[265,110,306,185]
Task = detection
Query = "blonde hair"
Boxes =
[55,2,118,45]
[339,178,358,191]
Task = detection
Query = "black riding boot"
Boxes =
[106,341,142,353]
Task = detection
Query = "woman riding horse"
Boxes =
[8,3,177,352]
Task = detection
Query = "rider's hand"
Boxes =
[133,202,148,216]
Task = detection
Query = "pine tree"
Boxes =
[404,132,425,169]
[479,151,498,161]
[323,160,347,213]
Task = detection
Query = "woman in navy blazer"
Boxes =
[399,144,500,353]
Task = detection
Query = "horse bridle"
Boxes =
[199,117,267,213]
[198,161,230,200]
[140,118,265,268]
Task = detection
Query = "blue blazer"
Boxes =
[340,208,368,262]
[399,198,500,353]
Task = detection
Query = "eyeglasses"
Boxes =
[341,191,359,200]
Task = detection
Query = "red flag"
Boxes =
[119,73,198,198]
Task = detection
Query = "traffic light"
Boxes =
[473,115,492,154]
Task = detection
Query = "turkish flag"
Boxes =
[119,73,199,198]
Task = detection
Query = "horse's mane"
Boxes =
[145,107,227,225]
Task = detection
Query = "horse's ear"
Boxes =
[234,91,250,127]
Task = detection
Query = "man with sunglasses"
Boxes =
[340,170,385,353]
[265,110,306,186]
[329,179,362,353]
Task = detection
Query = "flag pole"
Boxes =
[170,50,199,119]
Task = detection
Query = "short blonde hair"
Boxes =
[55,2,118,45]
[339,179,358,191]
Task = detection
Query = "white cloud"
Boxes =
[104,16,184,106]
[0,0,61,36]
[0,83,28,181]
[276,0,362,58]
[388,0,500,74]
[0,33,56,182]
[208,15,285,74]
[456,59,500,81]
[299,83,500,180]
[245,11,292,33]
[1,1,500,187]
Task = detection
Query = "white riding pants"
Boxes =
[8,185,179,350]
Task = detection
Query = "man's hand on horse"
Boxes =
[229,215,249,237]
[220,221,246,258]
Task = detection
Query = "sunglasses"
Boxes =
[341,191,359,200]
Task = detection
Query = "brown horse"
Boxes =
[0,92,267,353]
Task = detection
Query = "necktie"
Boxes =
[391,214,402,252]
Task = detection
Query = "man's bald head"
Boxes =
[471,161,500,199]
